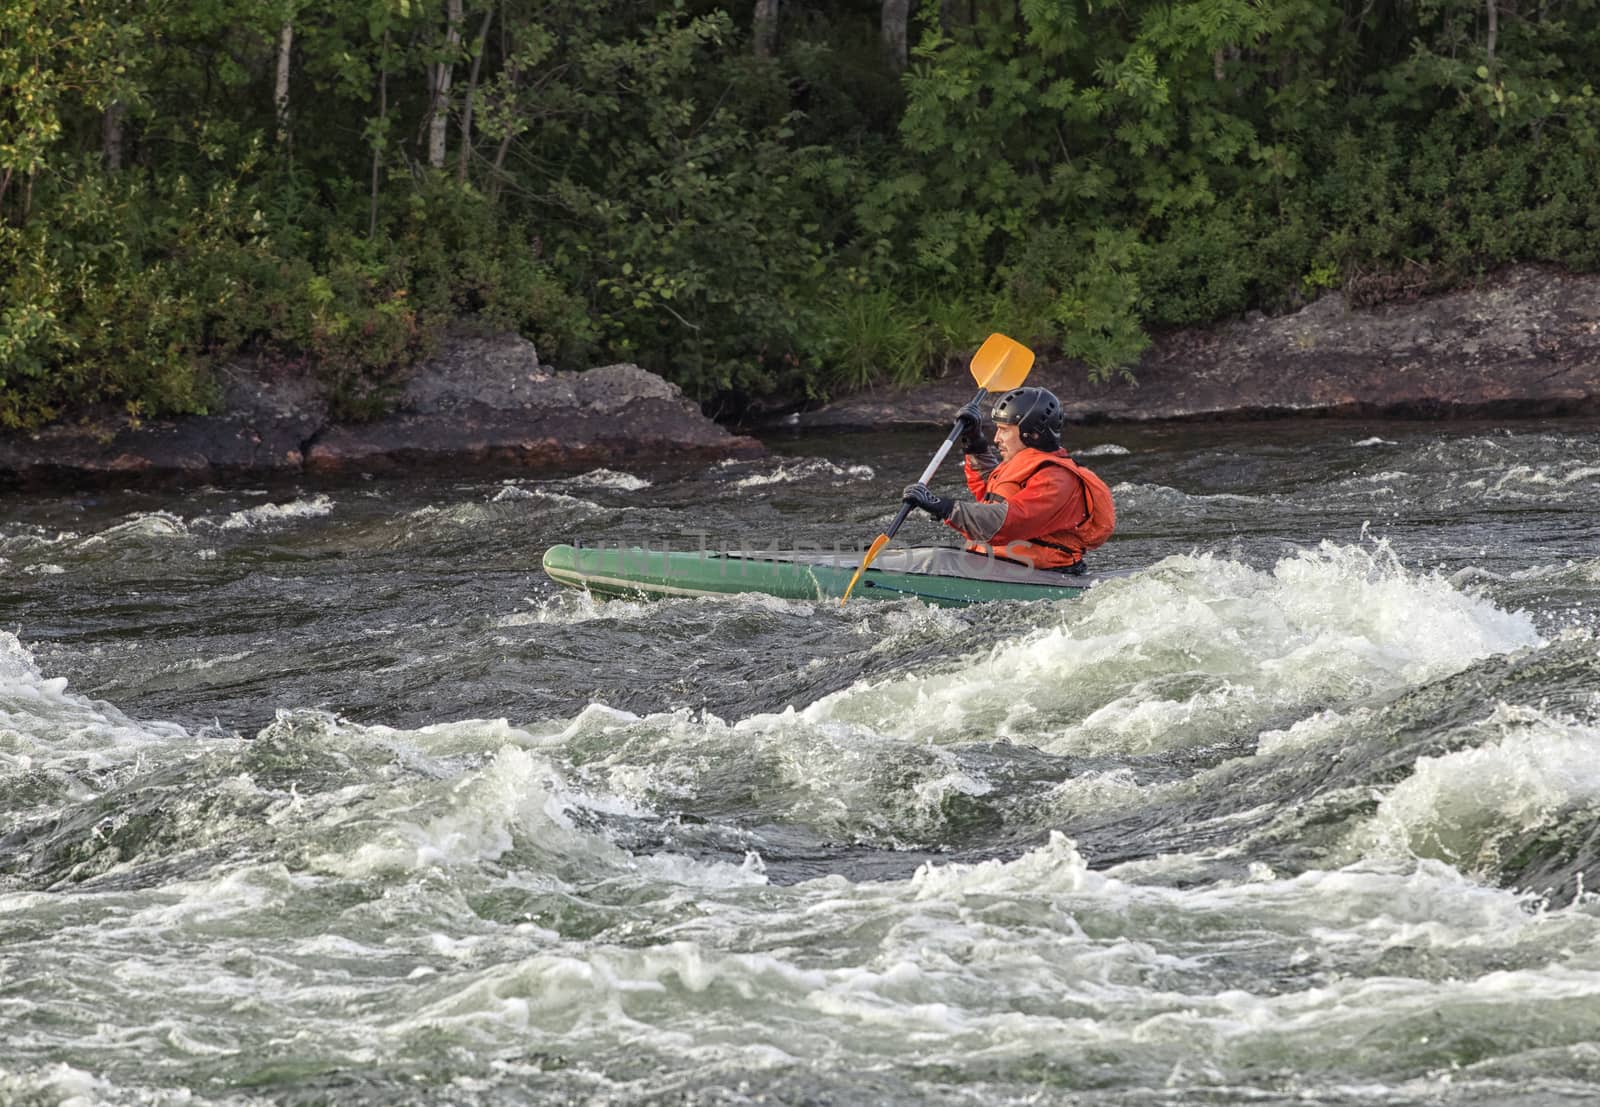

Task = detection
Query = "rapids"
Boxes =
[3,419,1599,1106]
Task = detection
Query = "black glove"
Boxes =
[955,396,989,455]
[902,482,954,521]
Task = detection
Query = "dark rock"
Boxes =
[0,355,326,490]
[305,340,762,474]
[794,264,1600,430]
[305,394,759,475]
[397,331,549,413]
[0,333,762,490]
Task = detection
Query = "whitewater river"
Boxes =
[3,418,1600,1106]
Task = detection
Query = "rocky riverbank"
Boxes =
[4,264,1596,489]
[792,264,1600,430]
[0,333,763,490]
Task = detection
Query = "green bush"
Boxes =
[810,283,930,394]
[0,157,601,429]
[0,166,228,428]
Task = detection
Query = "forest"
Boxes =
[2,0,1597,427]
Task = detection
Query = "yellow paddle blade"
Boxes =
[839,532,891,607]
[969,333,1034,393]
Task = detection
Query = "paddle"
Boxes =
[839,333,1035,606]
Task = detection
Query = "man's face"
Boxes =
[994,422,1023,461]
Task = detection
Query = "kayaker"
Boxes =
[901,387,1115,574]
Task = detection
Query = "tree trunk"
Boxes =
[0,169,34,226]
[939,0,966,31]
[882,0,910,72]
[371,33,388,238]
[428,0,463,169]
[456,3,495,185]
[488,56,520,205]
[1486,0,1498,60]
[753,0,779,57]
[103,100,127,169]
[275,21,293,146]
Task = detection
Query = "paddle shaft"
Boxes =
[879,389,981,542]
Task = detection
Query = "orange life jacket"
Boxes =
[959,448,1116,570]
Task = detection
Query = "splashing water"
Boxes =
[4,420,1600,1105]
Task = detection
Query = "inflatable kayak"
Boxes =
[541,543,1121,607]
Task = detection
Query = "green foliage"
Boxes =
[812,283,930,394]
[0,164,232,428]
[1141,207,1255,325]
[6,0,1600,427]
[394,181,595,363]
[540,10,841,400]
[918,293,995,375]
[0,0,140,204]
[1049,231,1151,381]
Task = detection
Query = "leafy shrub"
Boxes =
[0,165,228,428]
[810,283,930,394]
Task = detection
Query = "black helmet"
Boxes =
[992,387,1064,450]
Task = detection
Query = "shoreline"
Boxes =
[785,264,1600,432]
[4,264,1597,491]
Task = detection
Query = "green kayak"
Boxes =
[541,543,1120,607]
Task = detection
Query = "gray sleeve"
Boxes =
[948,498,1008,542]
[963,444,1000,478]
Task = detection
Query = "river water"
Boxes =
[3,419,1600,1106]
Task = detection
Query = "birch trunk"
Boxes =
[103,101,126,169]
[882,0,910,72]
[753,0,779,57]
[428,0,463,169]
[275,22,293,146]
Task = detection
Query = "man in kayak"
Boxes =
[901,387,1115,574]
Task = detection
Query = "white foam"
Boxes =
[910,831,1101,899]
[0,1064,117,1107]
[1349,703,1600,873]
[1256,708,1359,756]
[75,512,190,547]
[1074,443,1131,457]
[211,494,334,530]
[388,940,830,1041]
[490,484,538,502]
[569,695,1040,845]
[506,591,675,626]
[1040,767,1147,819]
[638,849,770,890]
[1490,463,1600,495]
[313,744,626,878]
[0,632,191,780]
[0,528,80,554]
[781,542,1542,756]
[732,458,875,488]
[565,468,652,492]
[486,488,605,517]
